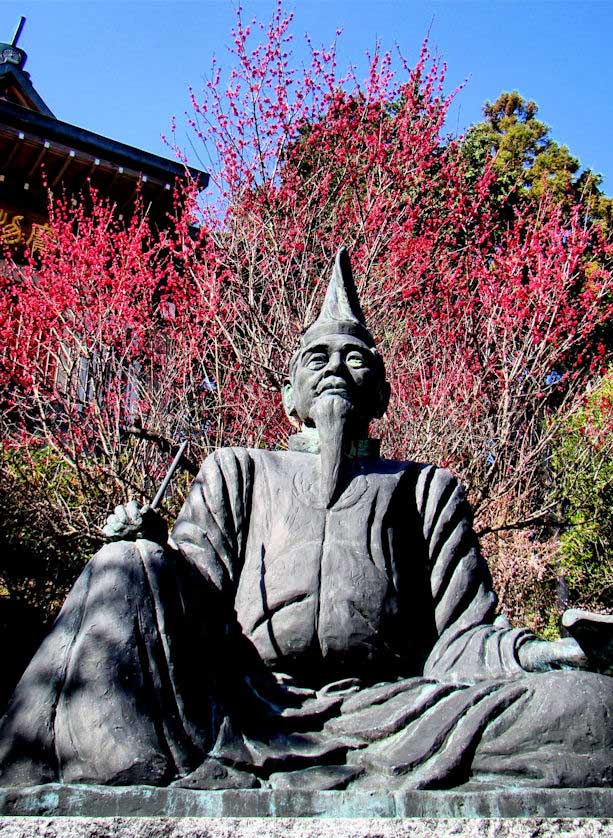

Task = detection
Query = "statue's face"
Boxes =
[287,332,388,428]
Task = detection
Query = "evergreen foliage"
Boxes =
[551,372,613,610]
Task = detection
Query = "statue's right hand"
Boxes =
[102,501,167,544]
[517,637,588,672]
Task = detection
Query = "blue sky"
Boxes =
[1,1,611,192]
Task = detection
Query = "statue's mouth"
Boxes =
[317,380,350,396]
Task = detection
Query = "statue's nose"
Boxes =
[323,351,344,374]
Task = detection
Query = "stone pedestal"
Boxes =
[0,785,611,835]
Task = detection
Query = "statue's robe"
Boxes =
[0,448,611,790]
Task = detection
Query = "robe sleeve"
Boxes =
[416,465,533,681]
[169,447,254,597]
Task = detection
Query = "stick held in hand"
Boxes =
[151,440,188,510]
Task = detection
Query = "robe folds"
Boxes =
[0,447,611,790]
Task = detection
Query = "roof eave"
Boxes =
[0,98,208,190]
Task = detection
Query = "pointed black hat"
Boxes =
[301,247,375,347]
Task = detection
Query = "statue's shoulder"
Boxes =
[375,458,457,481]
[198,445,293,472]
[377,459,467,500]
[413,461,463,485]
[196,445,255,477]
[404,461,471,522]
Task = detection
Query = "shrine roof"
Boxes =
[0,25,208,221]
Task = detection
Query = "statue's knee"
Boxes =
[536,669,611,702]
[90,540,142,573]
[92,538,165,564]
[88,540,168,590]
[530,671,612,743]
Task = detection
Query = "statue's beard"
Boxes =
[311,394,353,508]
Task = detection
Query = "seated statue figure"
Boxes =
[0,248,611,792]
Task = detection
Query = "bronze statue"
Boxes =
[0,249,610,791]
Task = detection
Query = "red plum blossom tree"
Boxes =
[0,1,611,633]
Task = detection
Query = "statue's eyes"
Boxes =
[346,351,367,369]
[306,353,327,370]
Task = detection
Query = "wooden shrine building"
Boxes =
[0,18,208,255]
